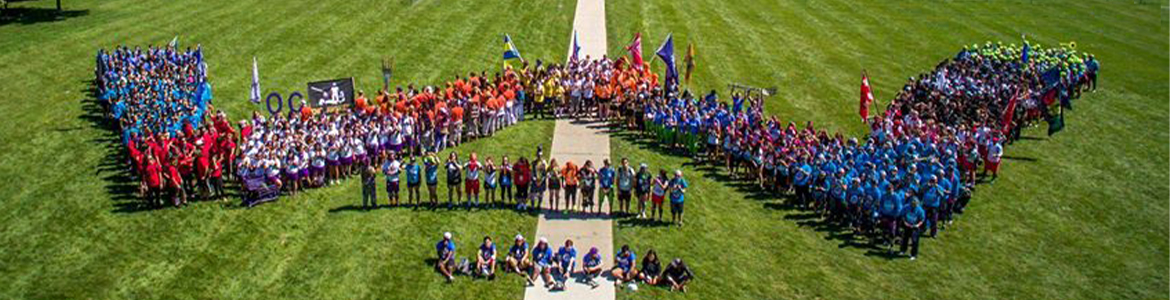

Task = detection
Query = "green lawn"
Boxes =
[0,0,567,299]
[0,0,1167,299]
[607,0,1169,299]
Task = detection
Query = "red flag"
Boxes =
[1001,89,1020,135]
[859,72,874,121]
[626,33,644,69]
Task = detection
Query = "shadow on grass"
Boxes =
[0,5,89,27]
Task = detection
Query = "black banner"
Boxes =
[306,77,355,108]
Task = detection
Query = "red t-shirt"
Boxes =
[145,163,163,188]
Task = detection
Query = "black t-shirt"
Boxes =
[641,259,661,276]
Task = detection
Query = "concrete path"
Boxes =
[524,1,612,299]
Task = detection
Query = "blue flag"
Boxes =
[1021,42,1030,64]
[656,33,677,88]
[571,30,582,62]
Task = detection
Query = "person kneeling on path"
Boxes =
[581,247,603,288]
[529,237,554,287]
[436,232,457,283]
[551,239,577,290]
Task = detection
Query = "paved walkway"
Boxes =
[524,0,612,299]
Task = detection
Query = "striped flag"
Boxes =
[859,72,874,121]
[250,57,261,103]
[503,34,524,67]
[626,32,644,69]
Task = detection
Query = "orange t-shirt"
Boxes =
[563,162,579,186]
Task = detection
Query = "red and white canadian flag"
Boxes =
[859,72,874,122]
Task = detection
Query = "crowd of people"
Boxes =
[603,42,1097,259]
[235,69,530,198]
[97,45,238,207]
[434,232,693,292]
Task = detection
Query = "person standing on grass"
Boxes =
[598,159,615,215]
[446,152,463,208]
[514,156,532,210]
[361,160,377,209]
[484,157,498,206]
[651,169,668,222]
[985,137,1003,183]
[465,152,482,208]
[405,155,421,206]
[382,152,401,206]
[616,158,636,216]
[922,176,944,238]
[669,170,689,226]
[635,164,652,218]
[900,199,926,260]
[879,184,904,247]
[499,156,513,207]
[425,151,441,207]
[436,232,457,283]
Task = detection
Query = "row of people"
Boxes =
[358,149,691,225]
[436,233,693,292]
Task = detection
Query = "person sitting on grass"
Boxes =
[663,258,694,292]
[637,249,662,286]
[581,247,603,288]
[476,236,497,279]
[551,239,577,290]
[612,244,637,287]
[505,235,529,277]
[436,232,457,283]
[530,237,554,287]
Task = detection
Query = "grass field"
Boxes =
[0,0,1167,299]
[607,0,1169,299]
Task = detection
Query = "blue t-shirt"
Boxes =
[479,243,496,260]
[533,245,553,265]
[922,186,942,208]
[880,191,904,217]
[903,205,926,224]
[598,167,614,188]
[406,163,421,184]
[425,163,439,185]
[509,242,528,259]
[436,240,455,259]
[556,247,577,268]
[669,177,689,204]
[584,253,602,268]
[616,251,636,270]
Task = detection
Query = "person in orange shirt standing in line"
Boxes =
[562,160,580,213]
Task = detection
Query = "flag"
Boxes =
[169,35,179,48]
[626,32,644,69]
[570,30,582,62]
[381,58,394,91]
[1047,106,1065,136]
[684,42,696,86]
[503,34,524,67]
[859,72,874,121]
[250,57,261,103]
[655,33,677,88]
[1001,89,1020,135]
[1021,41,1030,65]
